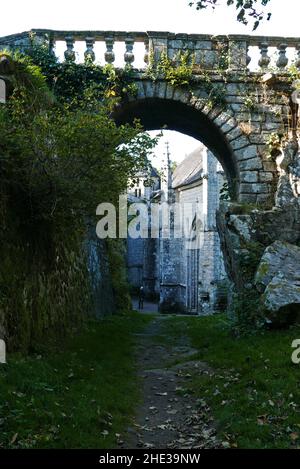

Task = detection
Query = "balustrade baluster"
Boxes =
[258,42,270,70]
[246,45,251,68]
[104,37,115,64]
[64,36,75,61]
[124,36,134,65]
[144,38,149,64]
[84,37,95,63]
[276,43,288,69]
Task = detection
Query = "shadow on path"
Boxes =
[120,315,220,449]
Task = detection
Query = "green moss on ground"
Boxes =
[0,312,152,449]
[158,315,300,449]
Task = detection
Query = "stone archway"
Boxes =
[113,80,300,317]
[113,81,269,203]
[114,92,239,199]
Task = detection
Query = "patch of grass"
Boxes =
[0,312,152,449]
[159,315,300,449]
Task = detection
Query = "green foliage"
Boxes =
[266,132,283,158]
[0,231,91,352]
[24,38,138,106]
[229,239,267,334]
[243,94,257,112]
[201,72,227,108]
[145,50,195,88]
[220,181,231,201]
[0,51,54,113]
[188,0,272,30]
[215,41,229,70]
[239,240,265,281]
[145,50,227,108]
[0,313,153,448]
[0,52,157,351]
[230,290,267,335]
[160,314,300,449]
[287,64,300,83]
[106,240,132,314]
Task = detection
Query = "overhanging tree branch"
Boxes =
[188,0,272,30]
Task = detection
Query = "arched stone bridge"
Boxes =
[1,29,300,316]
[1,29,299,204]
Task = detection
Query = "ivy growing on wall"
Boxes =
[0,49,158,351]
[22,37,139,107]
[144,49,227,109]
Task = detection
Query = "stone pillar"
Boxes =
[198,151,227,313]
[227,37,249,71]
[147,31,169,63]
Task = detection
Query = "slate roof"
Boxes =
[172,146,205,189]
[150,166,160,178]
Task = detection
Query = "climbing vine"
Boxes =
[0,49,158,351]
[22,35,139,106]
[145,49,227,108]
[145,50,195,87]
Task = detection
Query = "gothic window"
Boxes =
[0,79,6,103]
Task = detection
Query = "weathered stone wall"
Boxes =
[3,29,299,319]
[158,150,227,314]
[0,29,295,206]
[116,73,290,207]
[217,137,300,320]
[85,229,115,316]
[127,236,144,288]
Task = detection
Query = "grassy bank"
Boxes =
[0,312,152,449]
[159,315,300,449]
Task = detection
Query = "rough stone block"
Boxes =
[262,122,284,132]
[230,136,251,151]
[220,117,237,133]
[195,40,212,50]
[227,126,244,142]
[165,83,175,100]
[156,81,167,99]
[249,134,268,145]
[240,171,259,183]
[259,172,275,183]
[240,182,271,194]
[255,241,300,320]
[143,80,155,98]
[213,113,233,129]
[236,145,258,161]
[135,80,146,99]
[235,112,266,123]
[238,193,258,203]
[262,160,277,171]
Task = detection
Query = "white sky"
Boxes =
[1,0,297,37]
[2,0,298,166]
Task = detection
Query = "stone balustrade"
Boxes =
[1,29,300,73]
[0,29,300,72]
[1,29,299,208]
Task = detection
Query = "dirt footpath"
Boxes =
[121,315,220,449]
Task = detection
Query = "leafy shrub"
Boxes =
[0,52,157,351]
[230,290,267,336]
